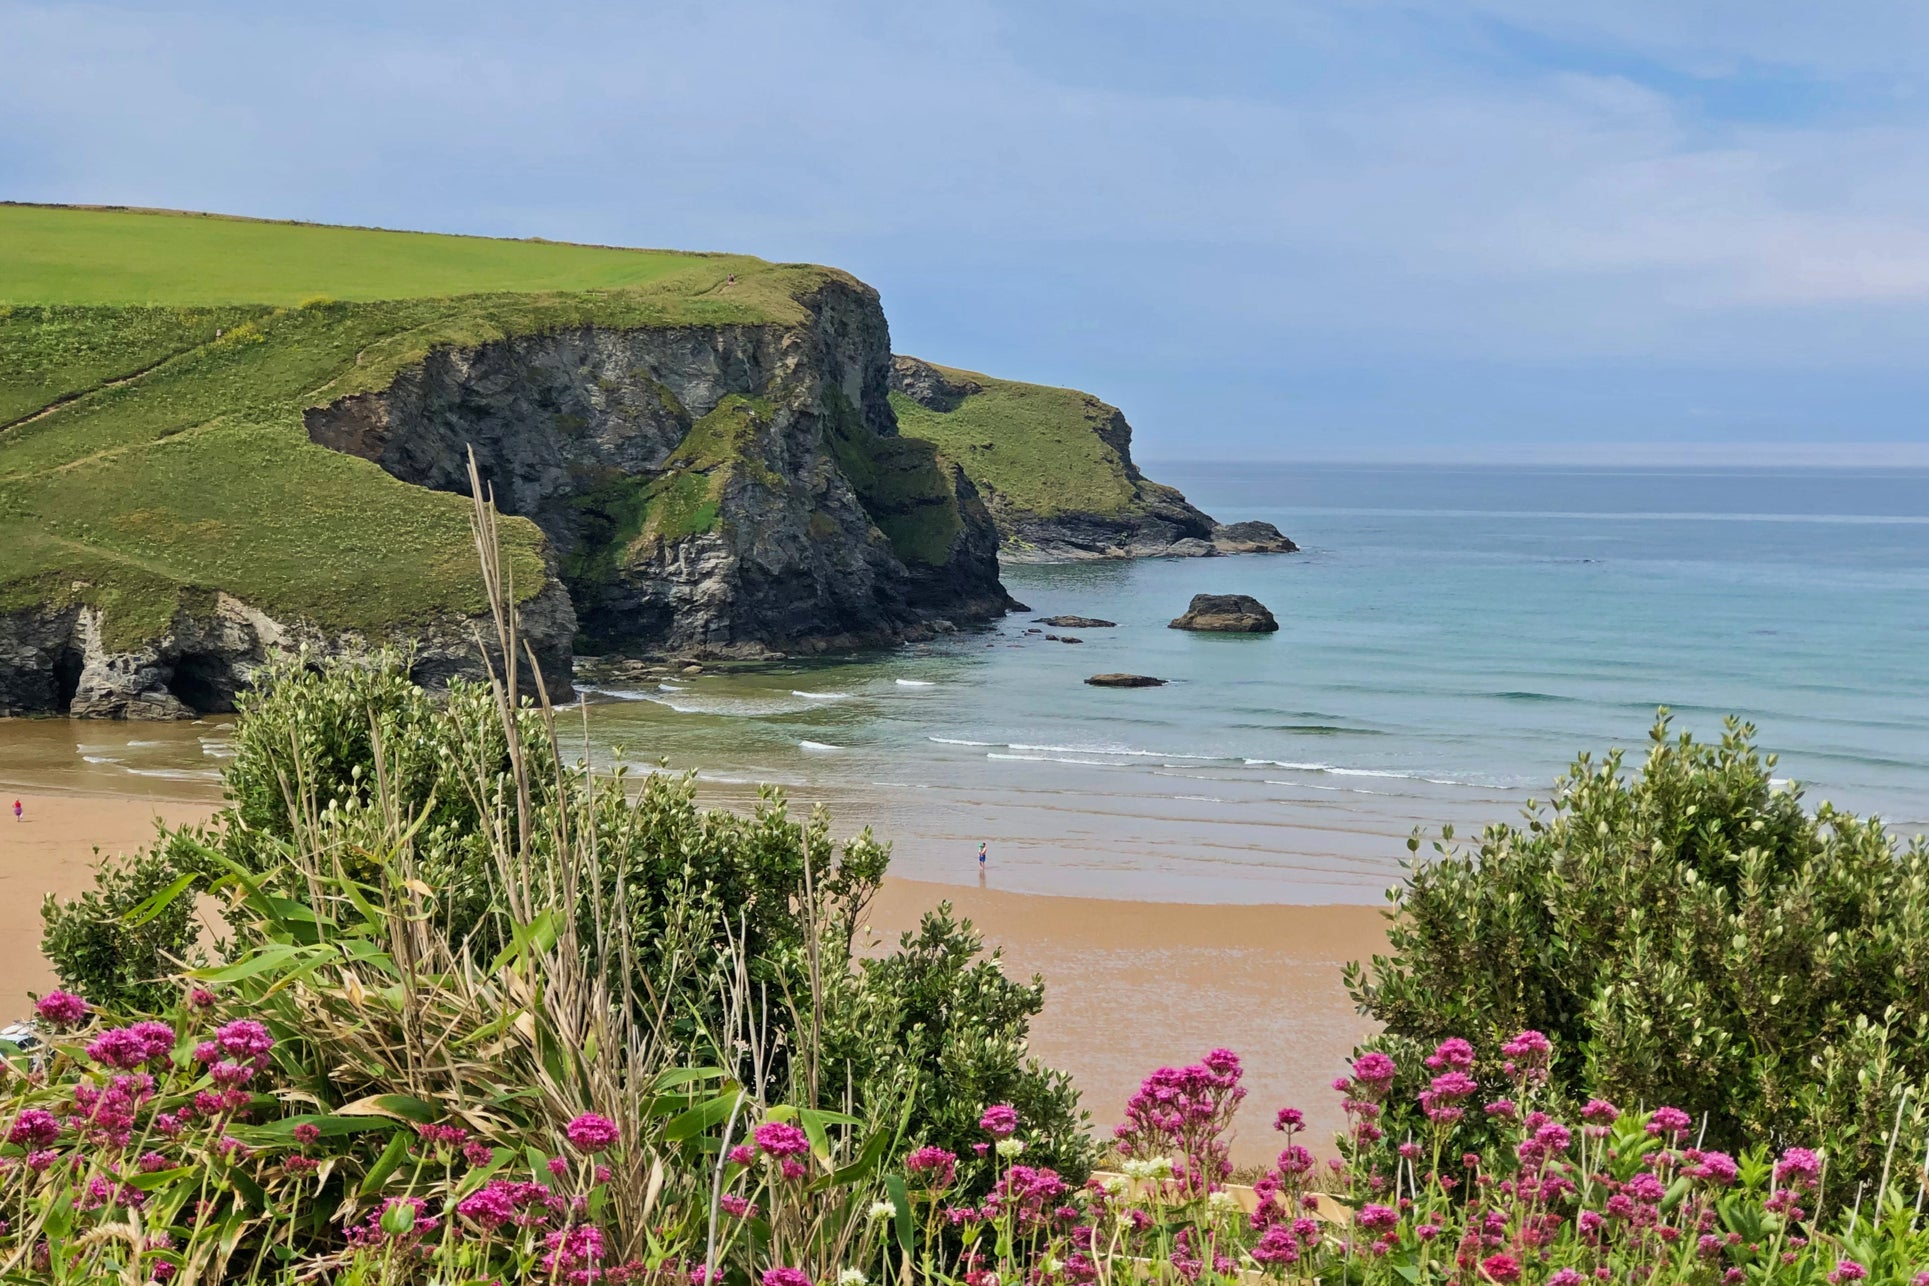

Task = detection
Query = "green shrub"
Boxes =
[832,904,1094,1185]
[1346,713,1929,1186]
[39,825,215,1013]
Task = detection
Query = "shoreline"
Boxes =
[0,786,1388,1162]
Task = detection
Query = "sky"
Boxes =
[6,1,1929,464]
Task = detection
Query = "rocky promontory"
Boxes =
[888,357,1297,564]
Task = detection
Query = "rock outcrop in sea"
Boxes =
[1169,594,1280,633]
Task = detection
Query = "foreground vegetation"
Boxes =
[13,492,1929,1280]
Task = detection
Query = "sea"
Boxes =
[8,464,1927,905]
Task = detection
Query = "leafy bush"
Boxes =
[39,826,215,1013]
[830,905,1093,1187]
[40,653,1086,1191]
[1345,714,1929,1187]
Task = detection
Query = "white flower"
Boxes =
[995,1138,1026,1158]
[1207,1190,1238,1212]
[1120,1158,1154,1180]
[866,1200,895,1223]
[1041,1259,1063,1275]
[839,1271,867,1286]
[1100,1175,1128,1196]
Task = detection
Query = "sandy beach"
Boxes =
[0,785,1387,1164]
[0,791,218,1018]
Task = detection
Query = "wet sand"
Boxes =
[0,775,1389,1162]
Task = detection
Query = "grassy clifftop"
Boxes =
[887,360,1141,519]
[0,206,840,649]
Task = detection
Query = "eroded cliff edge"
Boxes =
[888,357,1296,562]
[304,278,1010,660]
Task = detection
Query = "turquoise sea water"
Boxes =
[559,464,1929,902]
[10,465,1923,904]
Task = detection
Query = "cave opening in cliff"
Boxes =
[164,652,238,714]
[51,647,83,714]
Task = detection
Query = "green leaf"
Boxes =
[337,1093,441,1125]
[666,1088,744,1142]
[119,871,199,928]
[358,1129,412,1197]
[885,1173,914,1253]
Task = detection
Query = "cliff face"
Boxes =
[888,357,1295,563]
[0,583,575,719]
[305,280,1008,659]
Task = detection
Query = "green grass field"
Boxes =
[0,205,755,305]
[889,362,1138,519]
[0,206,835,649]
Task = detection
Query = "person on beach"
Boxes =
[978,841,987,869]
[10,800,18,822]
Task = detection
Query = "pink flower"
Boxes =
[905,1145,959,1191]
[188,987,216,1010]
[1357,1203,1397,1231]
[720,1193,759,1219]
[727,1144,756,1166]
[212,1019,272,1062]
[1548,1272,1584,1286]
[86,1022,175,1070]
[753,1122,811,1158]
[565,1112,620,1154]
[1480,1253,1521,1283]
[979,1104,1019,1138]
[1425,1038,1474,1072]
[1830,1262,1867,1284]
[1647,1106,1692,1138]
[7,1109,58,1148]
[762,1269,811,1286]
[1580,1098,1619,1124]
[1273,1107,1304,1133]
[547,1156,569,1177]
[1775,1147,1822,1187]
[34,990,88,1027]
[543,1224,606,1277]
[292,1123,321,1146]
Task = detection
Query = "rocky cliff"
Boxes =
[887,357,1295,562]
[303,279,1009,660]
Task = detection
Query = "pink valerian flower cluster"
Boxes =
[979,1104,1019,1138]
[566,1112,620,1154]
[1112,1048,1246,1193]
[86,1021,175,1071]
[544,1223,608,1283]
[762,1269,812,1286]
[1500,1029,1553,1087]
[456,1179,567,1231]
[34,990,89,1028]
[976,1164,1072,1232]
[739,1120,812,1181]
[905,1145,959,1192]
[1334,1051,1397,1148]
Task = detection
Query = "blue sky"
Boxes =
[7,1,1929,463]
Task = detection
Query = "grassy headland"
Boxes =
[889,361,1140,519]
[0,205,835,648]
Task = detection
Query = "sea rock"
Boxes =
[1210,521,1299,554]
[1034,616,1116,628]
[1168,594,1279,633]
[1085,673,1167,688]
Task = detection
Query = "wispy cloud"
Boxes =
[5,0,1929,460]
